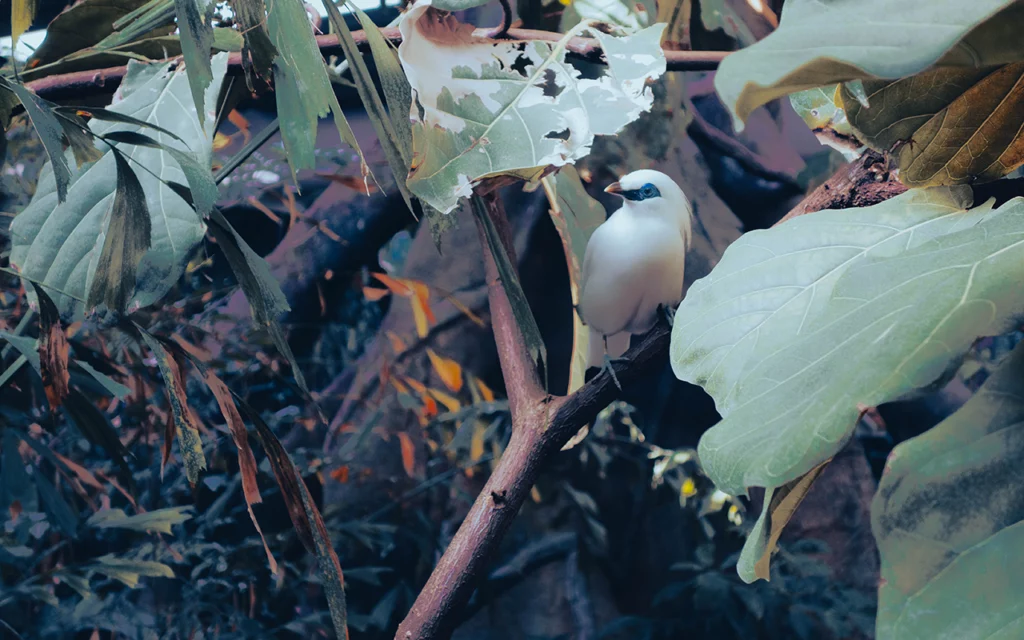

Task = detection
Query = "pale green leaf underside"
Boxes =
[873,343,1024,640]
[715,0,1023,130]
[672,189,1024,496]
[10,55,227,320]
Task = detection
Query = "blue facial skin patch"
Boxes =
[620,183,662,202]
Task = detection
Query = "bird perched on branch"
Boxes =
[579,170,693,389]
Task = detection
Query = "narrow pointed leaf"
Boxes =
[87,506,192,534]
[324,0,412,210]
[32,466,79,537]
[57,107,185,144]
[86,150,152,316]
[62,390,132,480]
[235,396,348,638]
[472,194,547,386]
[138,328,206,485]
[11,0,37,51]
[0,79,72,202]
[33,283,71,409]
[101,130,217,217]
[174,0,216,120]
[228,0,277,87]
[205,208,321,418]
[267,0,369,182]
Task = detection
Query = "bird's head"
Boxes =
[605,169,693,246]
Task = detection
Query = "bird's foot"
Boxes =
[601,354,629,391]
[658,303,677,327]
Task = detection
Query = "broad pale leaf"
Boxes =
[789,84,864,159]
[843,65,1024,186]
[398,2,667,213]
[683,193,1024,499]
[714,0,1024,131]
[672,187,975,416]
[874,342,1024,639]
[9,54,227,321]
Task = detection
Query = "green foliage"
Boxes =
[173,0,217,121]
[713,0,1023,130]
[873,342,1024,639]
[672,186,1024,580]
[843,65,1024,186]
[10,55,228,320]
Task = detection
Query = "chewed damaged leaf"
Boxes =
[397,2,666,213]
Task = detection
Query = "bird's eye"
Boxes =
[640,183,660,199]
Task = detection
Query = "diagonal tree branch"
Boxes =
[23,29,727,102]
[393,149,920,639]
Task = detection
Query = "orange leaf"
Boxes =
[54,452,104,490]
[426,349,463,392]
[372,273,414,297]
[428,388,461,413]
[316,172,379,194]
[397,432,416,477]
[213,132,232,151]
[411,281,436,323]
[469,422,486,463]
[385,331,407,354]
[403,376,427,395]
[474,377,496,403]
[203,370,262,507]
[411,298,429,338]
[228,109,251,143]
[330,466,350,483]
[170,334,212,362]
[363,287,390,301]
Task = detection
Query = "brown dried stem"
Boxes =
[24,29,727,102]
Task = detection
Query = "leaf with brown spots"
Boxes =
[87,150,152,317]
[233,395,347,639]
[842,64,1024,186]
[137,327,206,486]
[33,283,70,409]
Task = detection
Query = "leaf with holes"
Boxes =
[9,55,228,321]
[398,2,666,213]
[714,0,1024,131]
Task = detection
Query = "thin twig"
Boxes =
[23,29,728,102]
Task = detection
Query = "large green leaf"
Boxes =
[268,0,368,181]
[671,188,1024,579]
[714,0,1024,131]
[873,342,1024,639]
[842,65,1024,186]
[9,54,228,321]
[397,3,667,214]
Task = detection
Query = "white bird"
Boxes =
[578,169,693,388]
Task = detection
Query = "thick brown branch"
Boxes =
[24,29,727,102]
[394,148,925,639]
